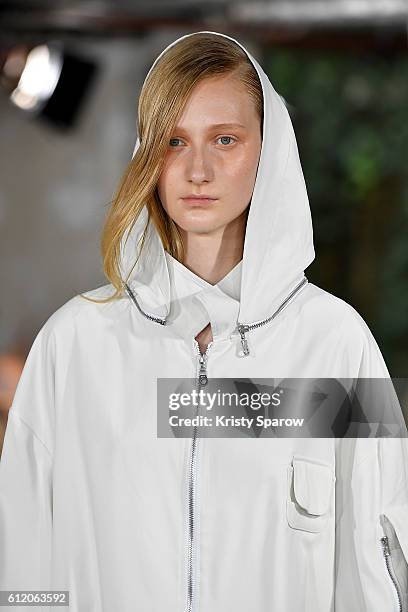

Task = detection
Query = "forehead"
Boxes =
[174,76,258,129]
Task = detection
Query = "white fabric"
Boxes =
[1,30,408,612]
[164,251,242,340]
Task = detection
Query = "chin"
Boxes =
[173,209,221,230]
[178,223,220,235]
[176,217,227,235]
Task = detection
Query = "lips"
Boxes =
[182,197,217,208]
[182,195,217,200]
[182,195,217,207]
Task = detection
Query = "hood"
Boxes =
[121,30,315,356]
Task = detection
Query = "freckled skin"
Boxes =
[157,73,262,352]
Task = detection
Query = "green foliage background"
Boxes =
[265,49,408,375]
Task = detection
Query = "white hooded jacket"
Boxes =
[1,30,408,612]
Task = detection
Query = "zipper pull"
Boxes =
[198,355,208,386]
[237,324,250,356]
[381,536,391,557]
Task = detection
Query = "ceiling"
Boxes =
[0,0,407,49]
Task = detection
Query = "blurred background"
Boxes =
[1,0,407,450]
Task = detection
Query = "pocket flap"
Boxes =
[292,457,335,516]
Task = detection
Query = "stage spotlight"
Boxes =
[1,41,99,130]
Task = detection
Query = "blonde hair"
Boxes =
[81,32,263,304]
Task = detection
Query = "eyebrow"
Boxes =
[173,122,247,132]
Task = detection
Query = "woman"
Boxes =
[1,30,407,612]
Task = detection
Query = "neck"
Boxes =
[178,209,247,285]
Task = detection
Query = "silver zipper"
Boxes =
[124,283,167,325]
[380,535,403,612]
[237,276,308,356]
[186,339,212,612]
[125,277,308,355]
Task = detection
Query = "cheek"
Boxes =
[157,165,178,206]
[226,151,259,199]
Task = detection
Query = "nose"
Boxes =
[185,144,214,184]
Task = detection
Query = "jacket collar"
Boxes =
[164,251,242,342]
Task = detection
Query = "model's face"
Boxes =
[156,73,262,237]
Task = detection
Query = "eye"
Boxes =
[168,135,237,148]
[216,136,236,146]
[169,137,183,147]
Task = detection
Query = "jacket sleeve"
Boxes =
[334,313,408,611]
[0,322,55,597]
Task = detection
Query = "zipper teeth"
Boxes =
[380,536,403,612]
[239,276,308,332]
[124,283,167,325]
[237,276,308,356]
[126,277,309,357]
[186,339,212,612]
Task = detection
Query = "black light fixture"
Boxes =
[1,40,99,130]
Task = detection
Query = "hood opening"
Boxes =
[122,30,315,355]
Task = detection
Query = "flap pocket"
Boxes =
[286,455,335,533]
